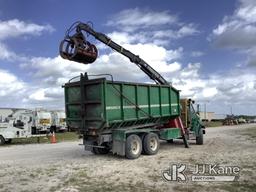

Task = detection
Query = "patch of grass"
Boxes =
[173,184,202,192]
[148,174,159,183]
[204,121,223,127]
[52,168,158,192]
[55,132,79,142]
[174,182,256,192]
[2,132,79,146]
[217,182,256,192]
[240,127,256,140]
[10,136,48,145]
[44,167,58,177]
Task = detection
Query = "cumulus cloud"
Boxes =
[211,0,256,48]
[106,8,199,46]
[106,8,178,31]
[0,19,54,40]
[210,0,256,67]
[0,10,255,114]
[0,43,17,60]
[0,69,27,101]
[171,63,256,114]
[191,51,204,57]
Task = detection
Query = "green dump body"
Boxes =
[64,75,180,132]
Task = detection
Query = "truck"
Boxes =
[60,21,205,159]
[0,110,46,145]
[51,110,67,132]
[32,109,52,133]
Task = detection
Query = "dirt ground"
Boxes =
[0,124,256,192]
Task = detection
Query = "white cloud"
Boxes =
[0,19,54,40]
[211,0,256,55]
[29,89,49,101]
[0,12,255,114]
[0,69,26,97]
[202,87,218,98]
[191,51,204,57]
[106,8,177,31]
[0,43,17,60]
[105,8,199,46]
[177,24,199,37]
[210,0,256,69]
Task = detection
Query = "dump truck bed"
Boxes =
[64,75,180,132]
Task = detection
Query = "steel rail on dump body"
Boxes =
[75,22,169,85]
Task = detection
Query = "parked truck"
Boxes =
[32,109,52,133]
[60,21,205,159]
[51,110,67,132]
[0,110,46,145]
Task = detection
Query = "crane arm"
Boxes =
[60,22,169,85]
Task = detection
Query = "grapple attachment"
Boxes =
[59,32,98,64]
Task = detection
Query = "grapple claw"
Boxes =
[59,32,98,64]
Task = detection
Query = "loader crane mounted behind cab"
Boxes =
[60,21,205,159]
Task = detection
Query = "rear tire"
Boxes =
[196,129,203,145]
[92,147,100,154]
[143,133,159,155]
[125,134,142,159]
[98,143,110,154]
[0,136,5,145]
[5,139,12,144]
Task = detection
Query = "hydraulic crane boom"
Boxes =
[59,22,169,85]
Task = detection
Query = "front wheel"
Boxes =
[0,136,5,145]
[196,129,203,145]
[143,133,159,155]
[125,134,142,159]
[5,139,12,144]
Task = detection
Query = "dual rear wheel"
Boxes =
[125,133,159,159]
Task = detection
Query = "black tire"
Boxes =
[125,134,142,159]
[5,139,12,144]
[92,147,100,154]
[98,143,110,154]
[143,133,159,155]
[0,136,5,145]
[167,139,174,143]
[92,143,110,155]
[196,129,203,145]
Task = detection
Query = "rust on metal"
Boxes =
[59,32,98,64]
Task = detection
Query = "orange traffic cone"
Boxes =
[51,131,57,144]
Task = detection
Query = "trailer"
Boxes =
[60,21,204,159]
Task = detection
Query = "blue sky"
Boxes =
[0,0,255,115]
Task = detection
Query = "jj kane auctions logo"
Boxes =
[162,164,240,182]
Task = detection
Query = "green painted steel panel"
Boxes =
[64,77,180,131]
[160,128,181,140]
[137,86,149,118]
[105,84,122,121]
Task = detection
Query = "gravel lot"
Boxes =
[0,124,256,192]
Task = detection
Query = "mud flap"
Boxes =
[112,140,125,156]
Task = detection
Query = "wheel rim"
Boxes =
[131,140,140,155]
[149,137,157,151]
